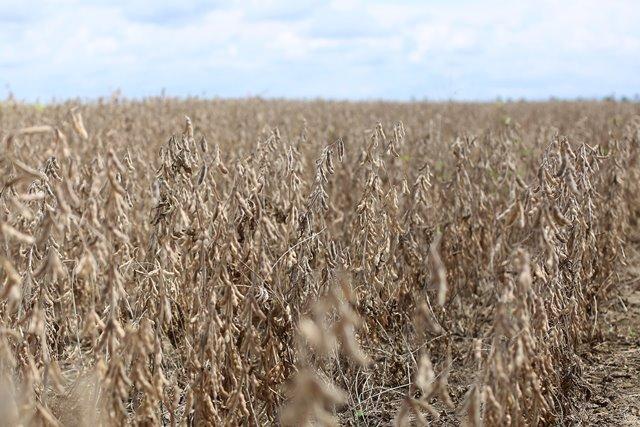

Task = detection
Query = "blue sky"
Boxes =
[1,0,639,101]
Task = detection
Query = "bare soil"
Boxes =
[577,281,640,426]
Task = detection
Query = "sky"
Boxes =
[1,0,639,101]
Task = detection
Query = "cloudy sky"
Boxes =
[1,0,639,101]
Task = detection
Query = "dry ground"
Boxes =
[577,266,640,425]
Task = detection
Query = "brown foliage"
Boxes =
[0,98,639,425]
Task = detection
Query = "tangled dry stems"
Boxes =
[0,98,639,425]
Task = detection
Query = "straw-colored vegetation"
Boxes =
[1,98,639,425]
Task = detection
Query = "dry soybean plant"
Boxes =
[0,98,639,426]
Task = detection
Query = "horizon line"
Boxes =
[4,92,640,106]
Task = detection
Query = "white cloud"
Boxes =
[0,0,638,100]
